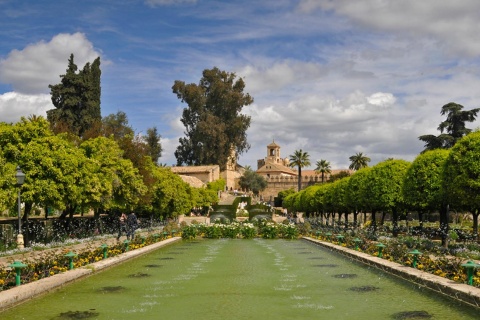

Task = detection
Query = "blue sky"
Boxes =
[2,0,480,169]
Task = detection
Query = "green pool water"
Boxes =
[1,239,478,319]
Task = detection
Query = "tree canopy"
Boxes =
[289,149,311,191]
[47,54,102,138]
[173,67,253,170]
[238,168,267,195]
[348,152,371,171]
[314,159,331,183]
[419,102,480,152]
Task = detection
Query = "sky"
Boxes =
[2,0,480,170]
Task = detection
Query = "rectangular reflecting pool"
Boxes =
[1,239,478,319]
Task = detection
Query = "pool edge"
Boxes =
[303,236,480,310]
[0,237,182,312]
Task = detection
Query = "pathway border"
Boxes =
[0,237,181,312]
[303,236,480,309]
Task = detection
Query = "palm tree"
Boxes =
[349,152,371,171]
[289,149,311,191]
[314,159,331,183]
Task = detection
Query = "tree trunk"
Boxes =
[353,210,358,230]
[22,202,33,247]
[472,210,479,241]
[418,211,424,231]
[439,204,449,248]
[380,211,386,225]
[392,207,399,237]
[298,166,302,191]
[371,210,377,233]
[344,212,349,230]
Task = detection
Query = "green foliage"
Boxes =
[151,166,193,218]
[238,169,267,195]
[206,178,226,192]
[348,152,371,171]
[144,127,163,164]
[403,149,449,211]
[48,54,102,137]
[289,149,311,191]
[328,170,351,183]
[419,102,480,151]
[173,67,253,170]
[345,167,371,212]
[365,159,411,211]
[314,159,331,183]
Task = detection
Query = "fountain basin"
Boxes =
[0,238,478,319]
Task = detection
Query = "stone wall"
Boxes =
[259,175,323,201]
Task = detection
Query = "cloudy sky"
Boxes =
[2,0,480,170]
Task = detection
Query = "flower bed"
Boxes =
[0,232,170,292]
[312,229,480,288]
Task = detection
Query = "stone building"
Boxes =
[255,141,350,201]
[170,165,220,186]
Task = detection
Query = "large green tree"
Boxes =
[314,159,331,183]
[144,127,163,164]
[365,159,410,236]
[348,152,371,171]
[443,131,480,239]
[238,169,267,196]
[48,54,101,138]
[402,149,449,233]
[172,67,253,170]
[419,102,480,152]
[289,149,311,191]
[345,167,371,228]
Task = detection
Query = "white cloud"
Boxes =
[298,0,480,56]
[0,92,52,123]
[0,33,101,94]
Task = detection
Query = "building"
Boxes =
[170,165,220,186]
[255,141,351,201]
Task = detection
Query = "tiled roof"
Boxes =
[179,175,206,188]
[170,165,219,173]
[257,162,296,175]
[301,169,353,177]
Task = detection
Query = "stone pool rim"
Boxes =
[303,236,480,310]
[0,237,181,312]
[1,236,479,312]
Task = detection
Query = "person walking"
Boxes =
[126,212,138,240]
[117,213,127,240]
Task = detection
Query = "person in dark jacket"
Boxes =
[126,212,138,240]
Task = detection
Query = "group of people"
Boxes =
[117,212,139,241]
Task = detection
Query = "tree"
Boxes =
[348,152,371,171]
[365,159,410,236]
[346,167,372,228]
[151,166,193,219]
[47,54,102,138]
[289,149,311,191]
[314,159,331,183]
[419,102,480,152]
[173,67,253,170]
[144,127,163,164]
[238,169,267,196]
[402,149,449,232]
[328,170,351,183]
[443,131,480,240]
